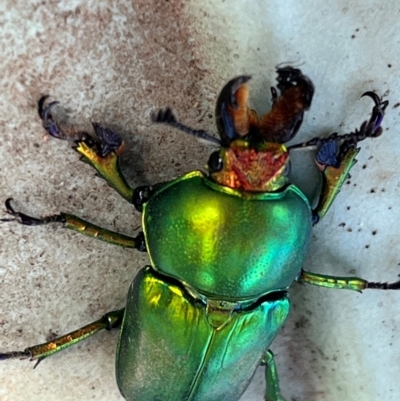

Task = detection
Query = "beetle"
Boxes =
[1,66,399,401]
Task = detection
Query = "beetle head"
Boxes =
[209,67,314,192]
[208,139,290,192]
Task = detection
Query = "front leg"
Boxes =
[39,97,137,204]
[289,92,388,224]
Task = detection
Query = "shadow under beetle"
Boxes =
[1,66,399,401]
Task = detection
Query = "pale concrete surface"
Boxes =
[1,1,400,400]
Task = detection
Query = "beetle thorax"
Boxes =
[210,140,290,192]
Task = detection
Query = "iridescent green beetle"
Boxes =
[1,67,399,401]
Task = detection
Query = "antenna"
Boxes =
[151,108,221,145]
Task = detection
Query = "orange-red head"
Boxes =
[208,67,314,192]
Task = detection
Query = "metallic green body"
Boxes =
[116,267,290,401]
[143,171,312,299]
[117,171,312,400]
[1,71,391,401]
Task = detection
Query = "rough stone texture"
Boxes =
[1,1,400,401]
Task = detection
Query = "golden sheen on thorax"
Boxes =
[143,171,312,300]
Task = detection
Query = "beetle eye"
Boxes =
[208,151,223,172]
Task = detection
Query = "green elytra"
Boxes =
[1,67,398,401]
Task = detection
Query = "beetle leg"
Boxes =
[74,140,135,202]
[39,96,62,138]
[311,145,359,224]
[288,91,388,153]
[290,93,388,224]
[38,96,88,141]
[39,96,136,202]
[1,198,146,250]
[315,92,388,167]
[298,269,400,292]
[261,349,286,401]
[0,309,124,366]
